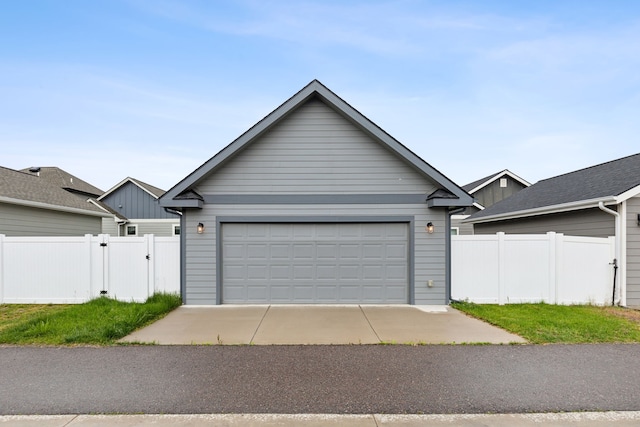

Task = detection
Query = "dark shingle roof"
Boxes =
[20,166,103,197]
[0,166,107,214]
[470,152,640,221]
[132,178,165,198]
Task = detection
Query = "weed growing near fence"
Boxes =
[0,293,181,345]
[453,302,640,344]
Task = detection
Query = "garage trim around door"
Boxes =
[215,216,415,305]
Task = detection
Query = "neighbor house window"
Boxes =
[500,178,508,188]
[126,225,138,236]
[450,227,460,236]
[173,225,181,236]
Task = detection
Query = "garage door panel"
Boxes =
[363,244,384,260]
[270,244,291,259]
[387,265,408,280]
[247,265,268,280]
[293,265,314,280]
[222,223,409,304]
[316,244,338,259]
[293,244,314,258]
[339,265,360,280]
[317,265,337,279]
[386,244,407,259]
[247,244,268,259]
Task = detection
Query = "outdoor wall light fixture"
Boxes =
[197,222,205,234]
[426,222,434,234]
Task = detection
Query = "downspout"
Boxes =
[115,219,128,237]
[598,201,620,305]
[446,207,466,304]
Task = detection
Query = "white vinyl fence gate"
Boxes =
[451,232,616,305]
[0,234,180,304]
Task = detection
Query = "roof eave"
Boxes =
[464,196,618,224]
[0,196,112,218]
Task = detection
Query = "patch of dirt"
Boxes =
[602,307,640,326]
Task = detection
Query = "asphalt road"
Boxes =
[1,344,639,415]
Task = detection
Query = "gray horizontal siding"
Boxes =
[197,99,436,195]
[0,202,102,236]
[474,208,615,238]
[130,221,180,237]
[184,204,446,306]
[626,197,640,306]
[101,218,119,236]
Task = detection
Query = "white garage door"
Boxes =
[221,223,409,304]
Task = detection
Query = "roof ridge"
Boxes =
[538,152,640,183]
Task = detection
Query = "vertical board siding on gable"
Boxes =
[626,196,640,305]
[0,203,102,236]
[475,208,615,238]
[474,177,527,208]
[198,99,436,195]
[101,182,177,219]
[183,204,446,305]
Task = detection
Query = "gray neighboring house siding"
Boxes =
[99,179,180,237]
[472,175,528,211]
[0,166,110,236]
[626,196,640,305]
[0,202,102,236]
[452,170,530,235]
[161,80,472,306]
[474,207,615,238]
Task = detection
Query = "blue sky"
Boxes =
[2,0,639,192]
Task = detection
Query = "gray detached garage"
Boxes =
[160,80,472,305]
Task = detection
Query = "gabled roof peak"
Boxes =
[99,177,166,200]
[160,80,473,209]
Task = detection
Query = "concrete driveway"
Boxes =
[120,305,526,345]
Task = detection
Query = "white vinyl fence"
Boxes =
[0,234,180,304]
[452,232,616,305]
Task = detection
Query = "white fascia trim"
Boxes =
[614,184,640,204]
[0,196,112,218]
[87,199,126,222]
[468,196,618,224]
[451,214,470,220]
[468,170,532,195]
[473,202,485,210]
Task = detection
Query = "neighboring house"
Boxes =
[20,166,103,199]
[160,80,473,305]
[98,177,180,237]
[0,166,110,236]
[451,170,530,235]
[465,152,640,306]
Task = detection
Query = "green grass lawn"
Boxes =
[0,293,181,345]
[452,301,640,344]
